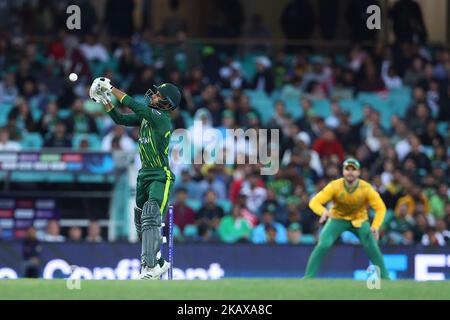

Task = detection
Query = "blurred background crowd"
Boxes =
[0,0,449,247]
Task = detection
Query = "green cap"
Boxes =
[222,110,234,118]
[343,158,361,170]
[247,112,258,120]
[288,222,302,232]
[153,83,181,110]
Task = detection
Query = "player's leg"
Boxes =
[134,173,148,242]
[353,222,390,279]
[303,219,351,279]
[140,171,173,279]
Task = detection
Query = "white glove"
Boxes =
[89,80,111,105]
[98,90,112,105]
[94,77,113,93]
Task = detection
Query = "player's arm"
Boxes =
[111,87,157,123]
[309,182,335,223]
[367,186,387,231]
[104,101,141,127]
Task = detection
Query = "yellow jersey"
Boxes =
[309,178,386,230]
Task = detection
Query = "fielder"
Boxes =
[304,158,390,279]
[90,77,180,280]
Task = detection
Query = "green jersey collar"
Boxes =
[344,179,359,194]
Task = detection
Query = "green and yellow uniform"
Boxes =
[107,95,175,216]
[305,178,390,279]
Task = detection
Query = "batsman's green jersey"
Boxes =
[107,95,175,215]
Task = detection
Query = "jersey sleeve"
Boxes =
[367,185,387,230]
[106,105,142,126]
[309,181,335,216]
[120,95,163,128]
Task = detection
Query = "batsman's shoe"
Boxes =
[139,265,162,280]
[154,259,171,278]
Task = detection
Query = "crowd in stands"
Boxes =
[0,0,449,246]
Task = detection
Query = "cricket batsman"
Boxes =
[304,158,390,279]
[89,77,180,280]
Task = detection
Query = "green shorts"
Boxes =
[135,166,175,218]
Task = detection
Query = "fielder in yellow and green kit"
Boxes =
[89,77,180,280]
[304,158,390,279]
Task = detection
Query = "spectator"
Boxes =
[386,203,415,245]
[196,190,225,234]
[8,98,37,134]
[38,101,61,138]
[0,127,21,151]
[66,99,98,135]
[435,219,450,245]
[43,121,72,148]
[173,188,196,232]
[173,169,200,201]
[402,134,431,174]
[0,72,19,104]
[127,66,155,96]
[421,227,446,246]
[240,172,268,214]
[218,205,252,243]
[197,166,227,200]
[86,220,103,243]
[395,185,430,217]
[40,219,65,242]
[312,128,345,162]
[101,125,135,151]
[22,227,42,278]
[403,57,426,87]
[251,56,275,94]
[381,60,403,90]
[68,226,83,242]
[429,183,449,220]
[412,214,428,243]
[287,222,302,245]
[79,34,109,63]
[251,209,288,244]
[259,188,287,223]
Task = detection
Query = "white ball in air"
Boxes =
[69,73,78,82]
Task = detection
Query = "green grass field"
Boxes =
[1,279,450,300]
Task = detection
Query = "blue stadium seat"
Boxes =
[437,122,448,136]
[186,198,202,211]
[244,90,274,125]
[312,99,331,118]
[181,110,193,128]
[339,99,363,124]
[284,99,302,120]
[217,199,232,214]
[30,108,42,123]
[183,224,198,238]
[357,92,393,129]
[21,133,43,150]
[58,109,72,119]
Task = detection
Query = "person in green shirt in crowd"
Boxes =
[218,205,252,243]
